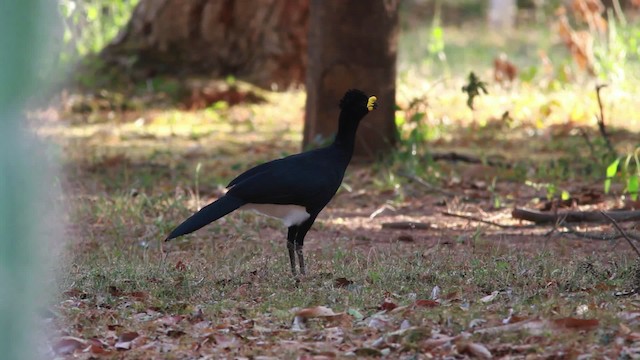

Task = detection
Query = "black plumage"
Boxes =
[165,89,377,276]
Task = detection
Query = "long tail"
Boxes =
[165,195,245,241]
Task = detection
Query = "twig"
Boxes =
[512,207,640,224]
[442,211,534,229]
[595,84,615,156]
[430,151,511,168]
[600,211,640,257]
[381,222,431,230]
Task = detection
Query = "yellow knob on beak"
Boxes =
[367,96,378,111]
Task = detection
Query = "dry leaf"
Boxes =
[379,299,398,311]
[479,291,499,303]
[115,331,140,350]
[334,277,354,288]
[53,336,87,355]
[296,306,338,318]
[118,331,139,342]
[414,299,440,308]
[462,342,493,359]
[292,306,349,330]
[552,317,599,330]
[367,315,390,330]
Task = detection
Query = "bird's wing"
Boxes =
[227,150,343,209]
[226,157,285,189]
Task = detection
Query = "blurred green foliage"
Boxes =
[58,0,138,63]
[605,150,640,201]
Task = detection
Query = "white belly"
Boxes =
[240,203,310,227]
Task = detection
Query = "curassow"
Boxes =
[165,89,377,276]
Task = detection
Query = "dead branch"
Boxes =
[560,222,629,241]
[600,211,640,257]
[512,208,640,224]
[431,151,511,168]
[595,84,615,156]
[381,222,431,230]
[442,211,533,229]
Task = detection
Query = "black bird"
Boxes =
[165,89,377,276]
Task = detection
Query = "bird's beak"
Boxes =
[367,96,378,111]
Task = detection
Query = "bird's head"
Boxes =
[339,89,377,118]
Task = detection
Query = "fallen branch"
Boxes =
[600,211,640,257]
[512,208,640,224]
[381,222,431,230]
[442,211,533,229]
[559,222,632,241]
[431,151,511,168]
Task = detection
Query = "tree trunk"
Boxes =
[303,0,398,158]
[102,0,308,89]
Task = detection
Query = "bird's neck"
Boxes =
[332,112,362,154]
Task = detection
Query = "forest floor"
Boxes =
[33,78,640,359]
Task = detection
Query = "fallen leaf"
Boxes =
[620,323,632,335]
[379,299,398,311]
[115,331,140,350]
[479,291,500,303]
[367,315,390,330]
[53,337,87,355]
[414,299,440,308]
[118,331,139,343]
[292,306,349,330]
[334,277,353,288]
[115,341,132,350]
[618,311,640,322]
[85,344,110,355]
[213,334,238,349]
[296,306,338,318]
[461,342,493,359]
[552,317,599,330]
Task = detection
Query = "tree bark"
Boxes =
[102,0,308,89]
[303,0,398,158]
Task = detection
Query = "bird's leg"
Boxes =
[295,217,315,276]
[287,226,298,276]
[296,244,305,275]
